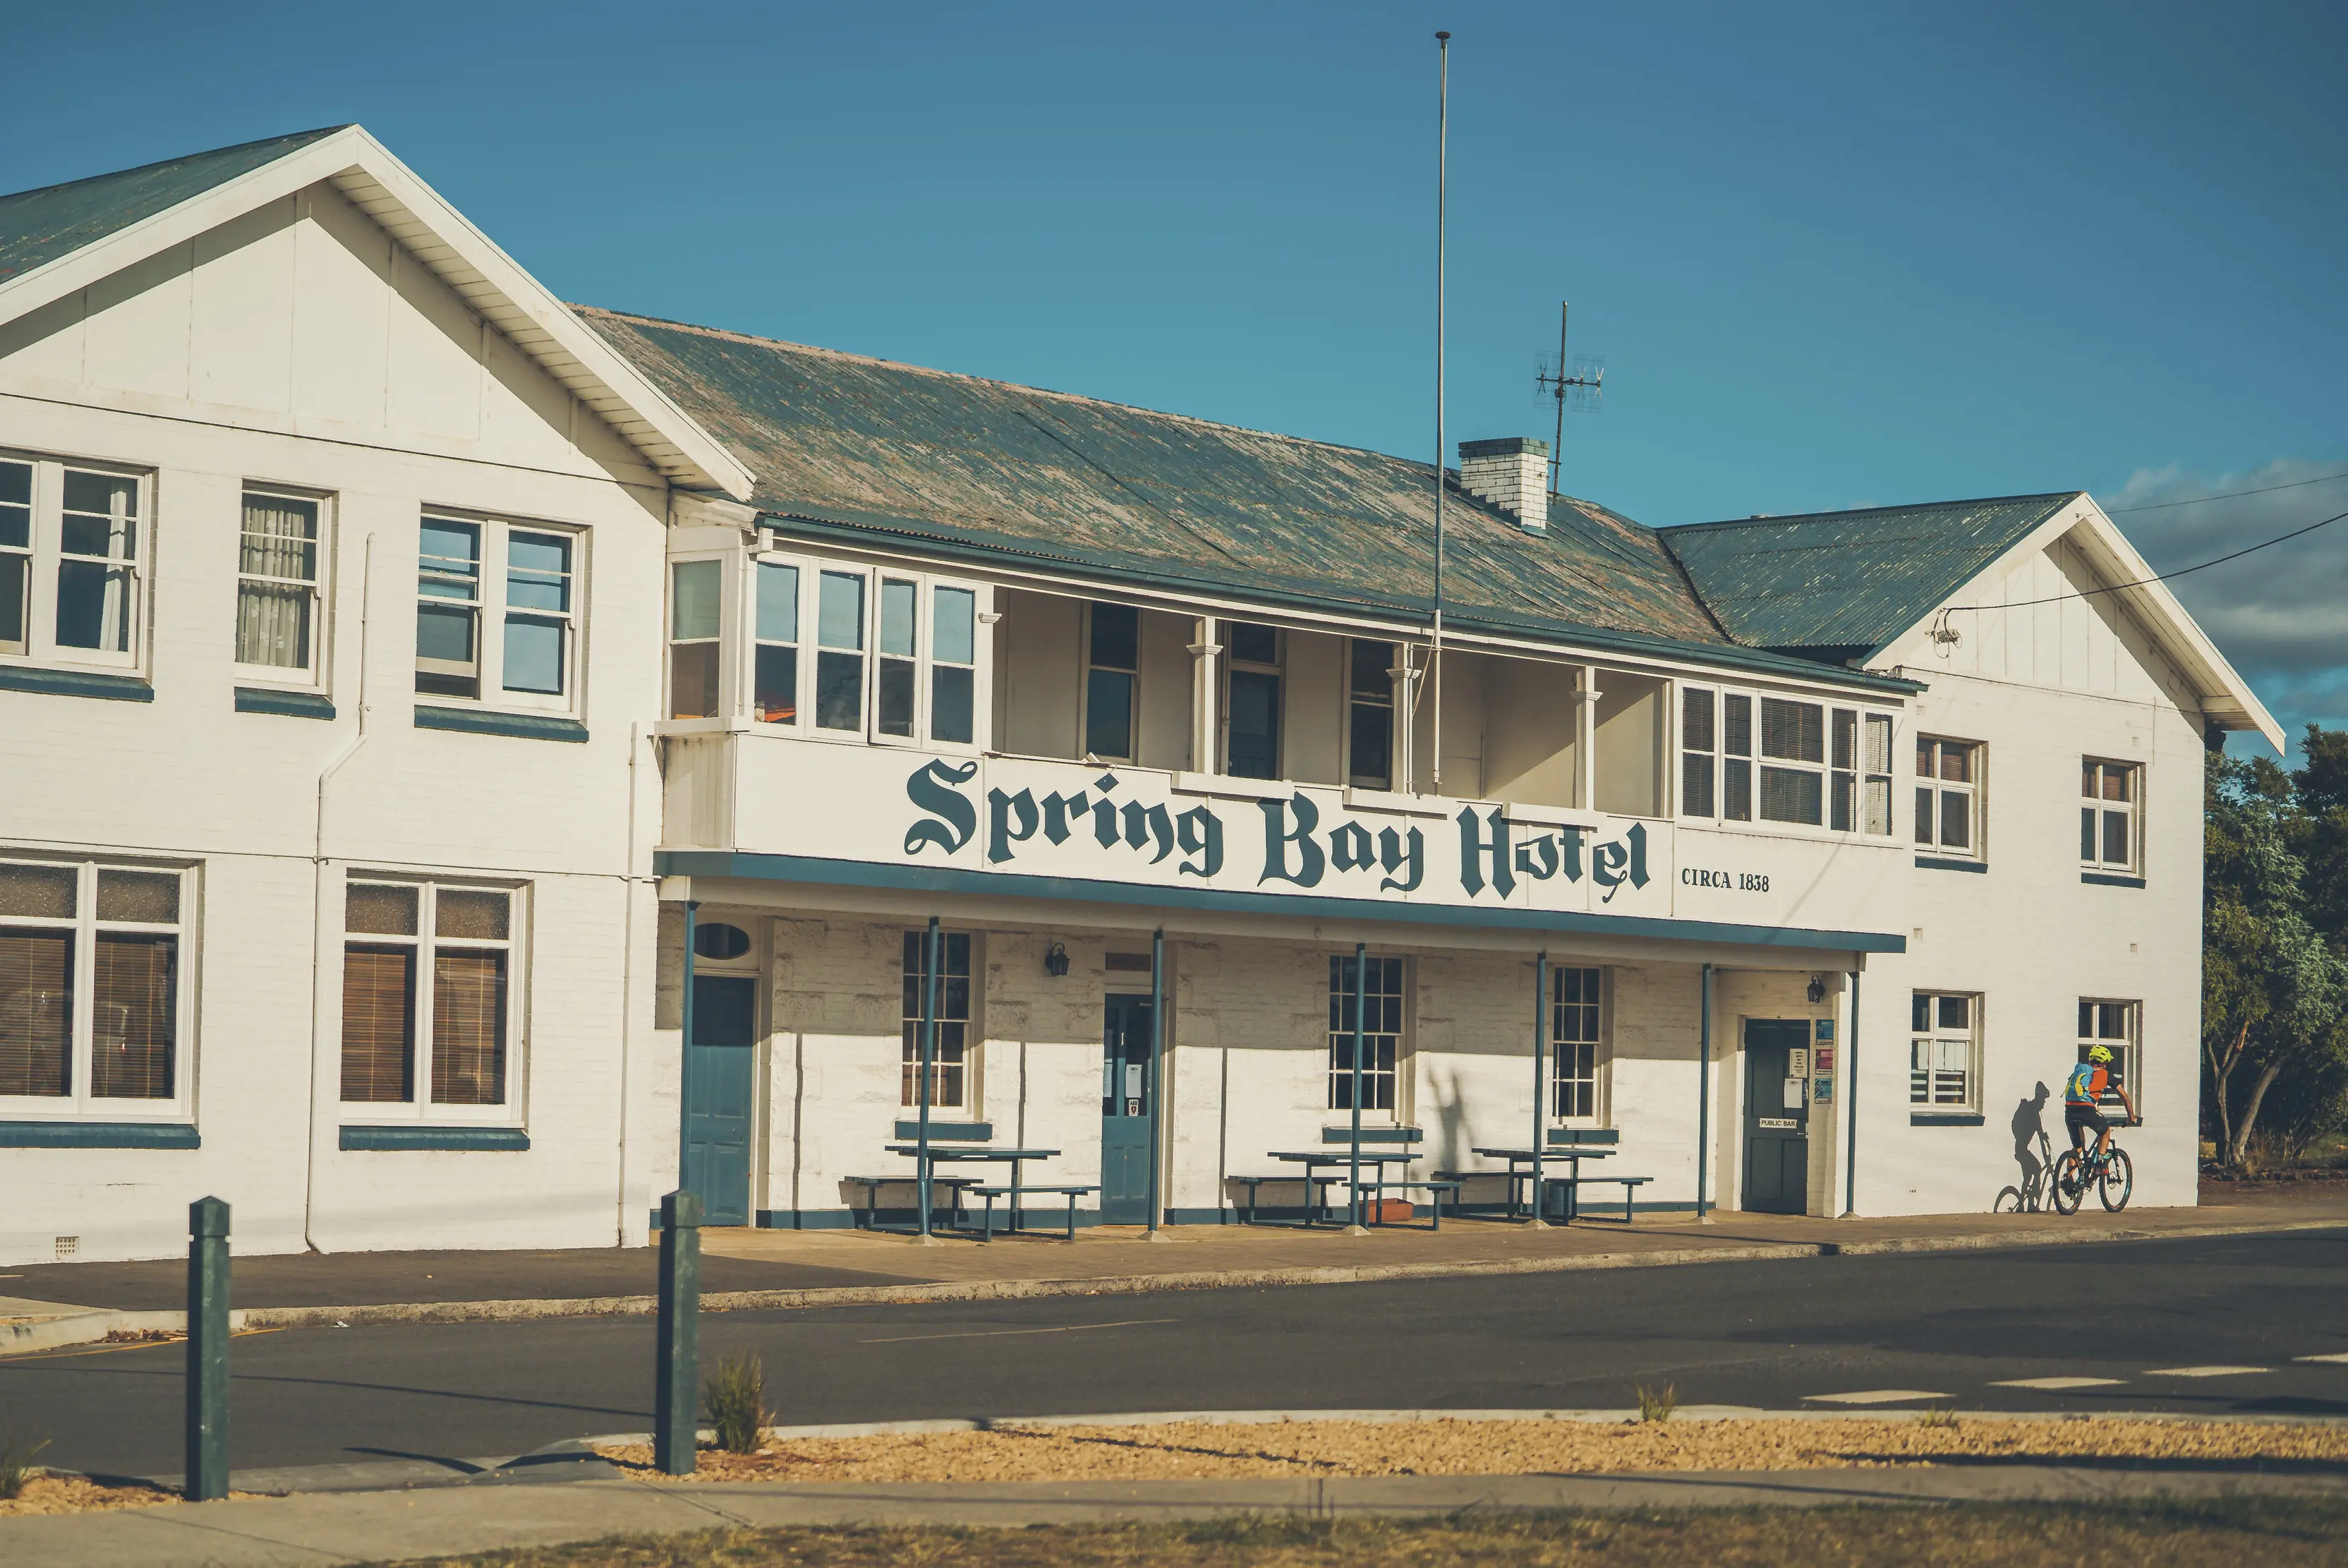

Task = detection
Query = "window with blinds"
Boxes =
[236,490,325,678]
[341,880,518,1114]
[0,860,187,1112]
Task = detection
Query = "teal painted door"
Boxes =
[1742,1019,1810,1215]
[1100,994,1155,1224]
[686,975,758,1227]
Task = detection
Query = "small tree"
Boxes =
[2203,744,2348,1170]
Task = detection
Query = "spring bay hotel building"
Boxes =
[0,126,2280,1264]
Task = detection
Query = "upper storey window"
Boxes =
[0,454,150,672]
[1348,639,1396,790]
[236,490,328,682]
[416,514,581,710]
[2082,759,2142,876]
[1084,602,1139,761]
[674,539,988,749]
[1681,685,1893,834]
[1226,622,1283,779]
[1916,738,1983,859]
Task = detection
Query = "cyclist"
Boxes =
[2064,1045,2136,1163]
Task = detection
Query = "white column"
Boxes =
[1576,666,1602,810]
[1391,648,1420,794]
[1188,617,1222,774]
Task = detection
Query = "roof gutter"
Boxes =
[762,511,1923,698]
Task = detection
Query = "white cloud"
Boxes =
[2099,458,2348,758]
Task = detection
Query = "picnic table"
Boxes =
[886,1143,1063,1236]
[1268,1148,1418,1227]
[1469,1144,1616,1222]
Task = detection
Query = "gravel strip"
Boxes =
[594,1414,2348,1483]
[0,1473,181,1516]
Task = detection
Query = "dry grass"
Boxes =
[0,1472,182,1517]
[379,1498,2348,1567]
[593,1414,2348,1484]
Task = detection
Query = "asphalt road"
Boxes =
[5,1229,2346,1482]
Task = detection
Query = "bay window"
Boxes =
[0,454,150,670]
[1681,684,1893,835]
[417,513,581,708]
[816,569,867,731]
[754,560,799,724]
[0,858,190,1117]
[932,585,977,744]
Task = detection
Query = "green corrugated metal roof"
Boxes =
[0,127,346,285]
[1659,494,2078,657]
[581,307,1740,650]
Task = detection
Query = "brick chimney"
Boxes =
[1458,437,1550,533]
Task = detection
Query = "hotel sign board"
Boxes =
[719,743,1903,935]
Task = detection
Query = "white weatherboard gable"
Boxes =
[0,126,751,502]
[1869,494,2282,750]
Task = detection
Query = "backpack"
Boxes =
[2065,1063,2104,1105]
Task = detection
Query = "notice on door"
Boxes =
[1783,1076,1807,1110]
[1758,1116,1798,1130]
[1124,1063,1143,1098]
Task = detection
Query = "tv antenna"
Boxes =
[1533,300,1604,497]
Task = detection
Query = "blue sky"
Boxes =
[4,2,2342,753]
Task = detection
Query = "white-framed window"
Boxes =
[0,858,192,1118]
[1083,601,1139,761]
[1226,621,1283,779]
[1329,953,1405,1116]
[1910,991,1981,1110]
[341,880,522,1118]
[1682,685,1894,834]
[1347,638,1396,789]
[0,454,150,670]
[733,549,988,748]
[901,930,973,1110]
[1551,965,1604,1120]
[236,487,329,682]
[2082,759,2141,874]
[668,556,726,720]
[1915,737,1983,858]
[752,557,799,725]
[416,513,582,710]
[2078,998,2141,1112]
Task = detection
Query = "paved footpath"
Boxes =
[6,1460,2348,1568]
[6,1186,2344,1354]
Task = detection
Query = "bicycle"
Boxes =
[1993,1126,2054,1213]
[2050,1121,2135,1214]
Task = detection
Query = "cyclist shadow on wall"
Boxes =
[1993,1083,2053,1213]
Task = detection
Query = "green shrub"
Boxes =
[0,1436,52,1500]
[1634,1382,1677,1423]
[703,1351,770,1454]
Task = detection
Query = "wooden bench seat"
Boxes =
[1344,1177,1463,1230]
[963,1183,1099,1241]
[842,1174,979,1231]
[1539,1174,1654,1225]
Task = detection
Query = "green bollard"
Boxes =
[654,1190,702,1474]
[186,1196,231,1501]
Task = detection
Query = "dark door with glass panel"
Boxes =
[685,975,758,1226]
[1100,994,1155,1224]
[1742,1019,1809,1215]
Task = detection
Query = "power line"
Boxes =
[2104,468,2348,513]
[1946,506,2348,618]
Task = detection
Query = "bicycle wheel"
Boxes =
[2098,1146,2134,1212]
[1992,1187,2024,1214]
[2050,1150,2084,1215]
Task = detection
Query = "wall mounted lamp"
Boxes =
[1044,942,1070,978]
[1806,973,1827,1004]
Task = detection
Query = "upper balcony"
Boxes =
[653,527,1911,949]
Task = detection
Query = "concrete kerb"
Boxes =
[9,1212,2344,1355]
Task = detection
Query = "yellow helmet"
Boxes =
[2087,1045,2114,1064]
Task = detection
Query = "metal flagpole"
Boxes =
[1530,952,1549,1226]
[916,916,940,1241]
[1145,928,1168,1239]
[1349,942,1368,1234]
[1697,963,1712,1222]
[1429,30,1451,796]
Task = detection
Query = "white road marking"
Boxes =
[2145,1365,2268,1378]
[861,1318,1177,1345]
[1989,1376,2126,1390]
[2296,1353,2348,1365]
[1803,1390,1949,1405]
